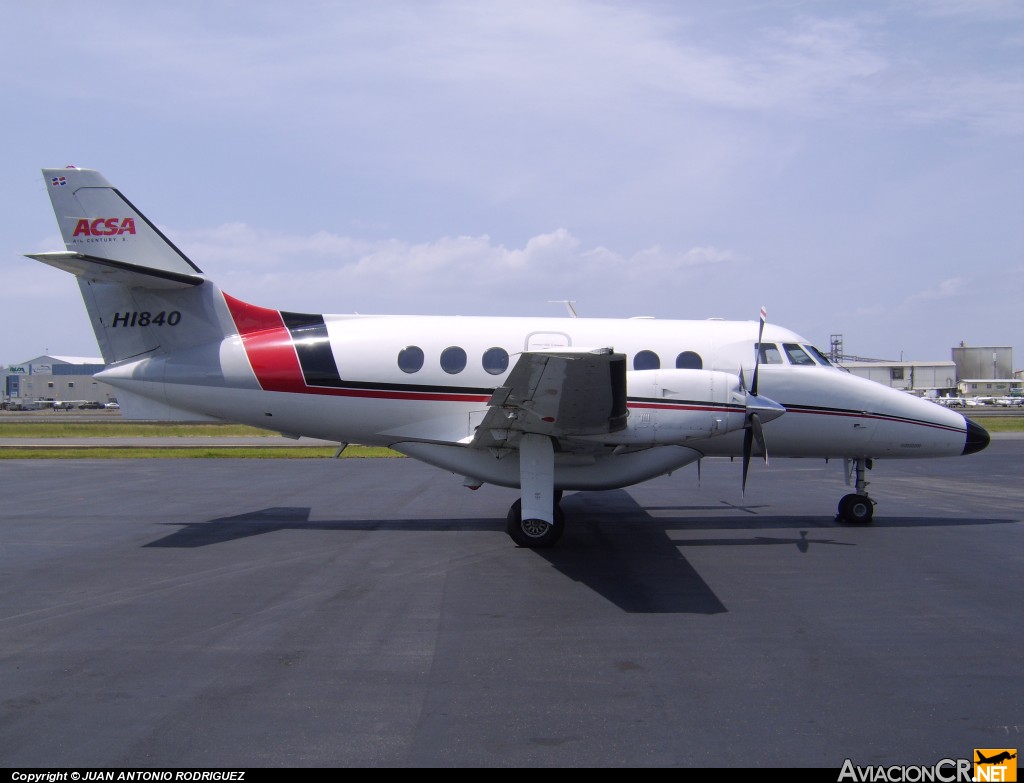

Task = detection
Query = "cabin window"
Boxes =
[482,347,509,375]
[633,350,660,371]
[675,351,703,370]
[397,345,424,374]
[758,343,783,364]
[440,346,467,374]
[783,343,815,366]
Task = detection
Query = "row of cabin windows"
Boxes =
[398,345,510,375]
[634,351,703,370]
[396,346,704,375]
[396,343,830,375]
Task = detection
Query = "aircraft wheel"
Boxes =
[838,493,873,524]
[506,499,565,548]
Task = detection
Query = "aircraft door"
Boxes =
[525,332,571,351]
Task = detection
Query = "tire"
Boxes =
[838,493,873,524]
[506,499,565,548]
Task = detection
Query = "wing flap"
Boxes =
[471,348,627,448]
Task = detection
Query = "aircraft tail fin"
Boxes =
[41,167,202,277]
[28,167,233,366]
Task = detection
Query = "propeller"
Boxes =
[751,305,766,397]
[741,306,784,495]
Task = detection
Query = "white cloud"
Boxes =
[904,277,969,304]
[168,223,739,315]
[1,2,1020,364]
[6,2,1018,135]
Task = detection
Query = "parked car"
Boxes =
[78,401,106,409]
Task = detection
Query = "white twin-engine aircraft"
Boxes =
[27,167,990,547]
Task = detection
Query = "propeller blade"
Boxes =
[741,307,775,495]
[750,411,768,465]
[741,426,753,496]
[751,305,766,398]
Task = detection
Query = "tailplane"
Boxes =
[27,167,231,368]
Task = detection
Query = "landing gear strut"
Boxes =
[837,457,874,524]
[507,433,565,547]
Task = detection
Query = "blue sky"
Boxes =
[2,1,1022,368]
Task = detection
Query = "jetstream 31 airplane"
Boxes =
[26,166,990,548]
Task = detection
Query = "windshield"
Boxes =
[783,343,816,366]
[805,345,833,366]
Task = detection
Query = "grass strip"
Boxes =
[0,445,400,459]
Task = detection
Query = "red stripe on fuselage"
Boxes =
[222,292,490,402]
[223,293,306,393]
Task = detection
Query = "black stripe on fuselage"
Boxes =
[783,403,963,432]
[281,312,345,388]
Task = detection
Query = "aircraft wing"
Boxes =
[470,348,628,449]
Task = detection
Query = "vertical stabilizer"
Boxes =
[29,168,234,365]
[43,167,201,277]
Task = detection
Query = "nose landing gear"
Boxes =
[837,457,874,524]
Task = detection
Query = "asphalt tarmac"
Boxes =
[1,437,1021,768]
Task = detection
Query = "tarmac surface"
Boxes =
[1,437,1021,768]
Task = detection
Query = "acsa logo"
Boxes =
[72,217,137,237]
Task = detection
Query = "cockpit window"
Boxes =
[805,345,833,366]
[783,343,815,366]
[758,343,784,364]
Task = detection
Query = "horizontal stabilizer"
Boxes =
[25,251,205,289]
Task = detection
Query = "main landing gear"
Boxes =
[506,496,565,548]
[837,457,874,524]
[505,433,566,548]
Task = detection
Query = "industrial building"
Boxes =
[2,355,116,409]
[836,342,1020,399]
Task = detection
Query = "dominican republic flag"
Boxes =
[50,176,67,187]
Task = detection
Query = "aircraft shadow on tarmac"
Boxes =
[142,489,1015,615]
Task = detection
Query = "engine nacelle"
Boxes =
[569,369,749,446]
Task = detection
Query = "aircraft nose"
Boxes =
[962,418,990,455]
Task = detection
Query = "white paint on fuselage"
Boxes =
[100,312,970,464]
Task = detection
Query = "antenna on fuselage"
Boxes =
[548,300,578,318]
